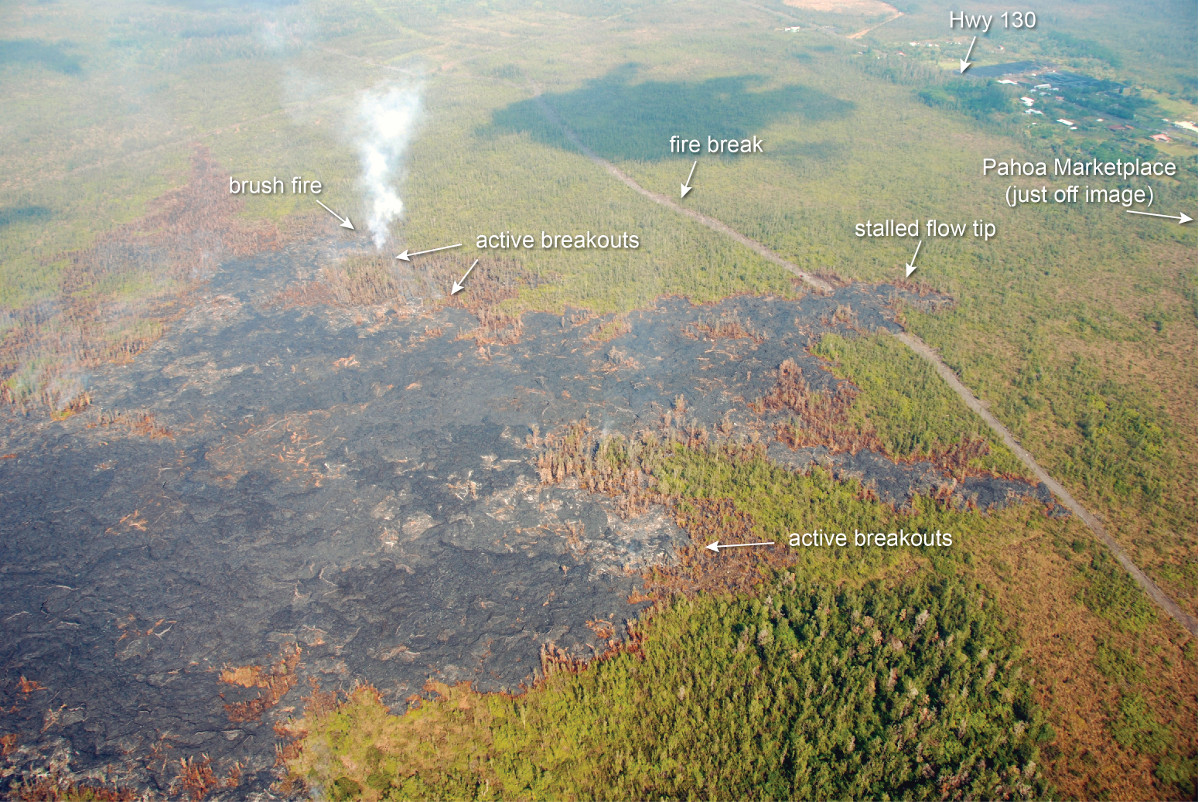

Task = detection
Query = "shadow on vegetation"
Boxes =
[486,64,854,162]
[0,205,51,231]
[0,39,82,75]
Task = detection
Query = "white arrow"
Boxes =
[397,243,463,262]
[905,239,923,278]
[705,540,775,553]
[680,160,698,198]
[315,199,354,230]
[1125,209,1193,225]
[959,36,976,74]
[451,259,479,295]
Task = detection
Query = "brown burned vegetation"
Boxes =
[269,677,344,797]
[447,258,538,347]
[758,358,1000,482]
[15,677,45,695]
[682,309,766,343]
[272,252,538,348]
[656,493,799,597]
[535,419,669,518]
[754,357,867,450]
[174,755,218,802]
[7,776,139,801]
[273,252,406,311]
[534,418,797,598]
[1,147,280,417]
[164,754,245,802]
[87,410,173,439]
[219,644,302,724]
[540,618,646,678]
[462,307,524,347]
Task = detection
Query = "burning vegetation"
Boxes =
[270,250,540,351]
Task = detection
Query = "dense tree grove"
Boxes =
[287,575,1051,801]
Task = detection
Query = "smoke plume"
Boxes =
[355,84,423,249]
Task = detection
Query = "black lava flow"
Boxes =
[0,246,1057,795]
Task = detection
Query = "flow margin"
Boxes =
[536,95,1197,638]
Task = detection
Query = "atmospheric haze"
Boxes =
[355,84,424,248]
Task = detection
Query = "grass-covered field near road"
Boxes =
[812,331,1031,478]
[491,0,1197,614]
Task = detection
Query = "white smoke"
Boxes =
[355,84,423,249]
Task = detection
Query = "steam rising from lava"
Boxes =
[356,84,423,248]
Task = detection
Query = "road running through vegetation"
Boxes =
[536,97,1197,638]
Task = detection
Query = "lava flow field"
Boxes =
[0,243,1056,795]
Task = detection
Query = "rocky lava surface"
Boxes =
[0,243,1054,795]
